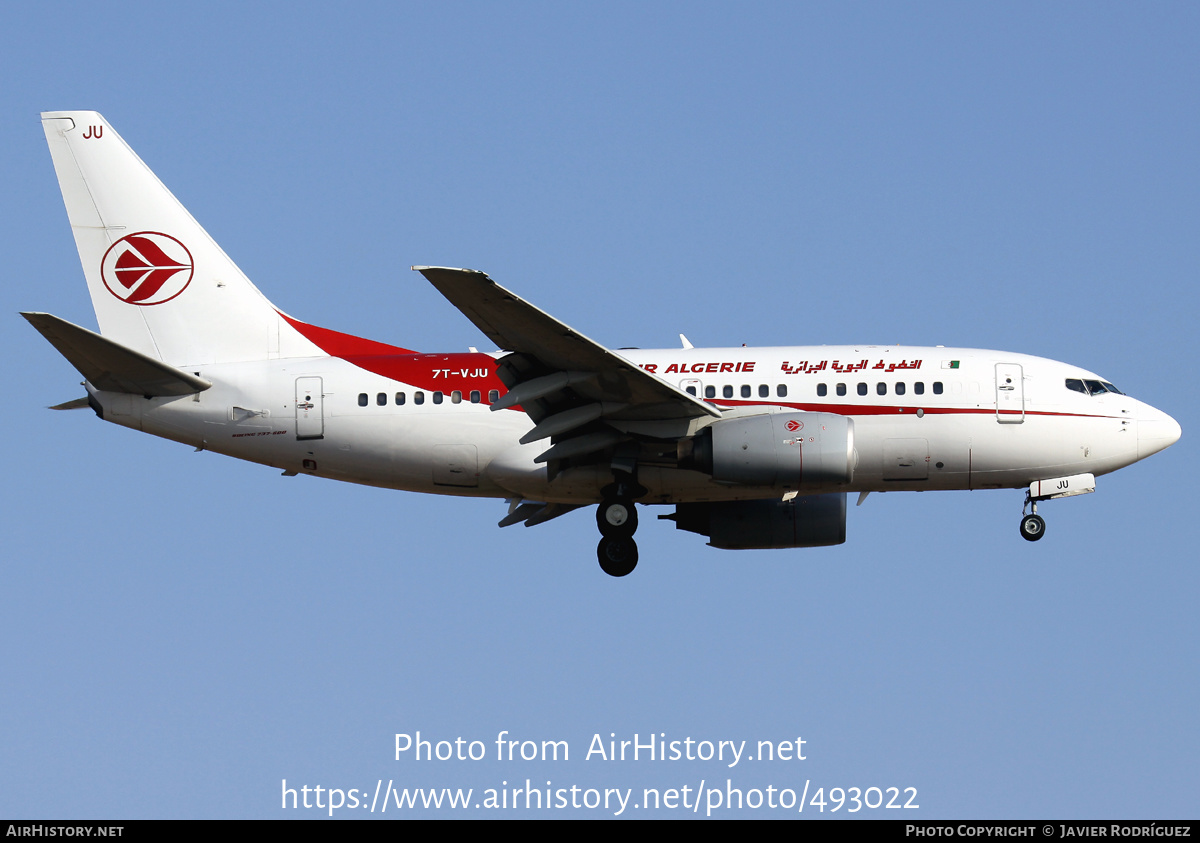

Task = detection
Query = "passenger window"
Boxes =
[758,385,768,398]
[876,383,887,396]
[705,386,716,399]
[933,382,943,395]
[395,392,405,405]
[723,385,733,398]
[896,382,906,396]
[451,390,462,404]
[377,392,387,406]
[433,391,444,404]
[358,393,368,407]
[857,383,868,396]
[817,383,827,397]
[470,390,481,403]
[415,391,425,405]
[686,385,697,396]
[914,382,924,395]
[740,384,751,398]
[836,383,846,397]
[489,390,499,403]
[777,384,787,398]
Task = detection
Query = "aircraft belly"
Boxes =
[309,415,517,495]
[486,442,855,505]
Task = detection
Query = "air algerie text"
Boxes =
[638,361,756,374]
[585,733,806,767]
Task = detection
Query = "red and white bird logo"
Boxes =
[100,232,194,306]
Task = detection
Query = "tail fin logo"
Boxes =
[100,232,194,306]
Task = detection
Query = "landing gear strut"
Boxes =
[596,475,642,576]
[1019,493,1046,542]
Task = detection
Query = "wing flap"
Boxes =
[23,312,212,396]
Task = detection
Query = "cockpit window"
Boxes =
[1067,378,1126,396]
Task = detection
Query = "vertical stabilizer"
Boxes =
[41,111,322,366]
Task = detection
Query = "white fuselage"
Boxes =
[88,343,1178,506]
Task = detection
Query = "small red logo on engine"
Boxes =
[100,232,194,306]
[785,419,803,432]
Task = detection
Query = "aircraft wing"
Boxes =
[414,267,720,425]
[415,266,721,487]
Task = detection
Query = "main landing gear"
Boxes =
[597,533,638,577]
[1019,492,1045,542]
[596,478,641,577]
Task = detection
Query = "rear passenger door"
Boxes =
[295,377,324,440]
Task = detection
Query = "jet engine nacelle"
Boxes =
[677,412,854,489]
[665,494,847,549]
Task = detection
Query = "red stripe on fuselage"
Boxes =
[279,312,418,355]
[278,311,509,394]
[276,316,1116,421]
[709,399,1118,420]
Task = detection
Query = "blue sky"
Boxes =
[1,2,1196,819]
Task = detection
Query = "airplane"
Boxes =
[24,111,1181,577]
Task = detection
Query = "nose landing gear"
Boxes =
[1017,473,1097,542]
[1019,512,1046,541]
[1019,492,1045,542]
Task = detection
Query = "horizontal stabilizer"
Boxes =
[22,312,212,396]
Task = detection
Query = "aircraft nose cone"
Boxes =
[1138,409,1181,460]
